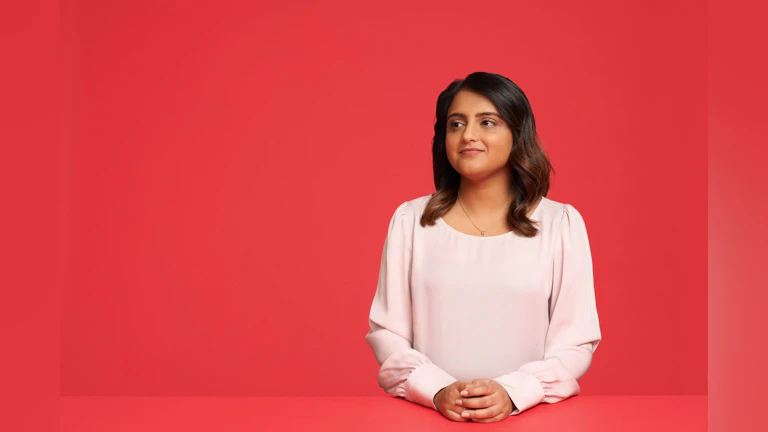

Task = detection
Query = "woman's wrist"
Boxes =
[433,386,447,406]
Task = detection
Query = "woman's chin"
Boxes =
[456,169,490,182]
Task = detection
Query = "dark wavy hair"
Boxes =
[420,72,554,238]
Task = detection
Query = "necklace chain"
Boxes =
[457,196,511,237]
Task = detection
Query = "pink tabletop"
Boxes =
[60,395,706,431]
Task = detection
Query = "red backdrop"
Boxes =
[61,0,706,396]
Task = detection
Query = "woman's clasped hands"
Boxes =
[433,378,515,423]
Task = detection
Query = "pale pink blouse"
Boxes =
[364,193,601,416]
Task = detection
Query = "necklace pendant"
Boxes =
[480,231,486,236]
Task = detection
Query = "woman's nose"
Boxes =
[462,123,478,142]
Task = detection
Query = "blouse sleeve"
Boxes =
[492,203,602,415]
[364,201,457,411]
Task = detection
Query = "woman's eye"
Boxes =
[449,120,495,129]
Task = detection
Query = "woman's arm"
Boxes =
[365,201,457,410]
[492,204,602,415]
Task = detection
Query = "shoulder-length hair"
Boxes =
[420,71,554,238]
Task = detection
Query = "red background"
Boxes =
[60,0,707,396]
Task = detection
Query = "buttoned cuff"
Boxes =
[494,371,546,415]
[404,363,457,410]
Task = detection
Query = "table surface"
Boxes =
[60,395,706,431]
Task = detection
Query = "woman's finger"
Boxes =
[460,385,490,397]
[461,404,501,420]
[445,408,469,422]
[471,410,508,423]
[456,394,495,409]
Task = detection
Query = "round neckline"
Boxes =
[436,197,547,239]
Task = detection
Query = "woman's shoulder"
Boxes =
[538,194,580,214]
[537,195,562,220]
[391,193,435,219]
[381,194,432,235]
[403,193,434,211]
[537,196,589,235]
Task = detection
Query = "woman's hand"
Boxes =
[433,381,473,422]
[455,378,514,423]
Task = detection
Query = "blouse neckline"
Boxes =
[436,197,547,239]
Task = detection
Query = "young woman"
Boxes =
[364,72,602,423]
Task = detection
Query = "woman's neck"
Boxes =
[457,175,515,215]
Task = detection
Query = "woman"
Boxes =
[364,72,602,423]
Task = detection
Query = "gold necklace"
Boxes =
[457,196,511,236]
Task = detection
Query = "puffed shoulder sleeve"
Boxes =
[492,203,602,415]
[364,201,457,411]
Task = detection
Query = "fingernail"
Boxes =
[455,399,462,405]
[462,412,470,417]
[461,390,468,396]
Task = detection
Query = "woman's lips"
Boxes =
[460,149,483,155]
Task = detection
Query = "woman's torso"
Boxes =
[406,193,564,380]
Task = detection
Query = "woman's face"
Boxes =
[445,90,513,182]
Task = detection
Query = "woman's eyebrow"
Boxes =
[447,112,501,119]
